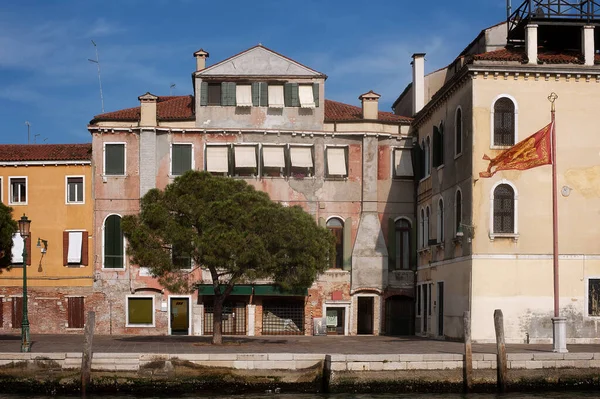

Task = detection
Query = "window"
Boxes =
[493,97,516,146]
[262,145,286,177]
[455,107,463,156]
[205,145,230,176]
[171,144,193,176]
[268,85,284,108]
[63,231,89,266]
[425,206,430,246]
[419,209,425,249]
[104,215,124,268]
[284,83,319,108]
[389,218,411,270]
[233,145,258,177]
[327,218,344,269]
[104,143,125,176]
[325,146,348,178]
[589,279,600,316]
[207,83,222,105]
[252,82,269,107]
[172,245,192,270]
[416,286,421,316]
[437,199,444,243]
[9,177,27,205]
[289,146,314,178]
[67,297,84,328]
[298,85,315,108]
[424,137,431,177]
[493,184,515,234]
[126,296,154,327]
[393,148,413,178]
[66,176,84,204]
[432,123,444,168]
[236,84,252,107]
[455,190,462,235]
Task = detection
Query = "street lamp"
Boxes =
[18,214,31,353]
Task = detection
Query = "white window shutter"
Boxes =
[206,146,229,173]
[67,232,83,263]
[11,233,23,263]
[327,147,347,176]
[290,147,313,168]
[234,146,257,168]
[262,146,285,168]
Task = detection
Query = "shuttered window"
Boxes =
[262,146,285,177]
[493,184,515,234]
[455,108,463,155]
[236,85,252,107]
[494,98,515,146]
[63,231,89,266]
[221,82,236,106]
[68,297,84,328]
[325,147,348,177]
[284,83,299,107]
[104,215,123,268]
[104,144,125,176]
[432,124,444,168]
[127,297,154,326]
[252,82,269,107]
[233,145,258,177]
[389,218,411,271]
[268,85,285,108]
[171,144,193,176]
[12,297,22,328]
[207,83,221,105]
[289,146,314,177]
[298,85,315,108]
[205,146,230,174]
[67,177,84,203]
[393,149,413,178]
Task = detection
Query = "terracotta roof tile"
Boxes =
[0,144,92,162]
[90,95,194,124]
[90,96,411,125]
[472,47,600,64]
[324,99,412,123]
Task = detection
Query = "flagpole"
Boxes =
[548,92,567,353]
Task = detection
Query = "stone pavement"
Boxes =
[2,334,600,354]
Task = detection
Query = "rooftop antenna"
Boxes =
[88,40,105,113]
[506,0,511,20]
[34,134,40,144]
[25,121,30,144]
[170,83,176,96]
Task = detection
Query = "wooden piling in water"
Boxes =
[494,309,507,393]
[81,311,96,396]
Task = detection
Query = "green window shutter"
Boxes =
[172,145,192,175]
[221,82,236,106]
[104,215,123,268]
[229,82,237,106]
[200,82,208,106]
[291,83,299,107]
[252,82,260,106]
[388,218,396,271]
[313,83,320,108]
[319,217,326,227]
[342,217,352,271]
[260,82,268,107]
[284,83,293,107]
[105,144,124,175]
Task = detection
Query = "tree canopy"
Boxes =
[122,171,335,343]
[0,203,18,268]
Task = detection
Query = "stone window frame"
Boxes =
[125,295,155,328]
[489,179,519,241]
[490,94,519,149]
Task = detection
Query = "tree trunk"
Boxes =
[212,296,224,345]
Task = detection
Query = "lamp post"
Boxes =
[18,214,31,353]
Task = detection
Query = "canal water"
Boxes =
[0,393,598,399]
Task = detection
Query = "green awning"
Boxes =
[253,285,307,297]
[197,285,253,296]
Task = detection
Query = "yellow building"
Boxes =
[0,144,98,333]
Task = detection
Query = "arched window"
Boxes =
[455,190,462,235]
[493,97,516,146]
[104,215,124,269]
[455,107,462,156]
[424,137,431,176]
[326,218,344,269]
[437,199,444,243]
[393,219,411,270]
[425,206,430,246]
[419,209,425,248]
[493,184,515,233]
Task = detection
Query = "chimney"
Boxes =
[138,92,158,127]
[193,49,209,71]
[412,53,425,115]
[583,25,595,66]
[359,90,381,120]
[526,24,538,65]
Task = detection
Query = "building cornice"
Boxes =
[0,161,91,166]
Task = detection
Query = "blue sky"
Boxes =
[0,0,507,144]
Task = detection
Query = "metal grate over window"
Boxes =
[589,279,600,316]
[493,184,515,233]
[203,302,246,335]
[494,98,515,146]
[262,300,305,335]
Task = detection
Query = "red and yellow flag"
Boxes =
[479,122,553,178]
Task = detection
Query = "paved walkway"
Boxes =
[2,334,600,354]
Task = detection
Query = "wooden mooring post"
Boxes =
[463,311,473,393]
[494,309,508,393]
[81,311,96,397]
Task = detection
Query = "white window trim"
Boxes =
[418,208,424,249]
[171,245,194,271]
[454,106,463,158]
[425,206,430,246]
[65,175,85,205]
[125,295,155,327]
[394,216,413,226]
[169,142,195,177]
[322,301,351,336]
[103,142,127,177]
[489,179,519,240]
[490,94,519,150]
[391,147,413,179]
[324,144,349,178]
[168,295,193,335]
[326,215,345,224]
[8,176,28,206]
[437,198,444,243]
[260,144,286,178]
[204,143,231,175]
[101,213,126,270]
[455,188,463,238]
[585,277,600,319]
[288,143,315,178]
[232,143,259,177]
[437,121,445,169]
